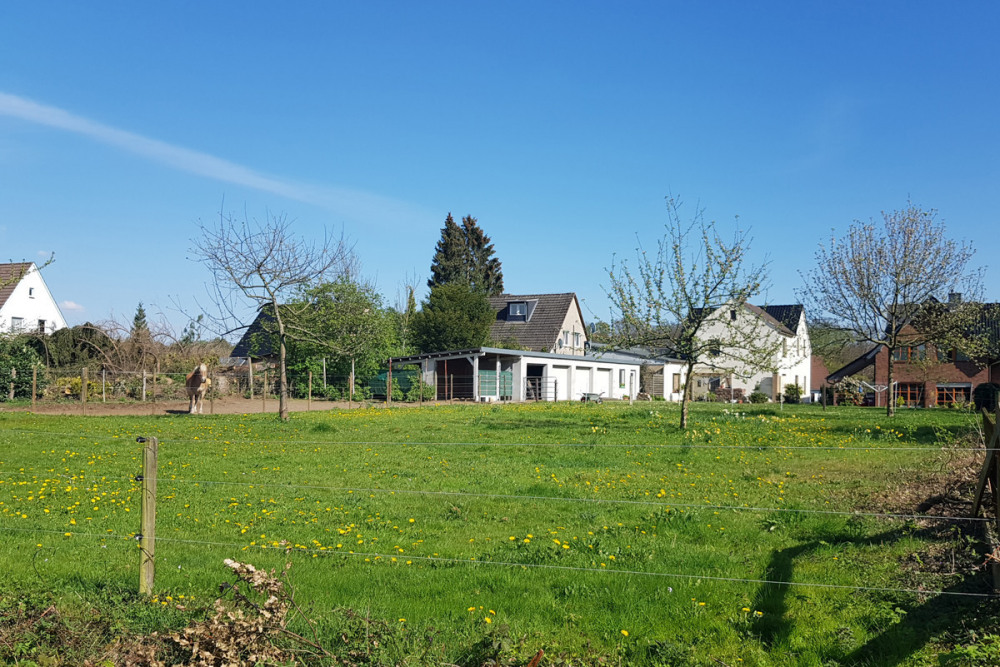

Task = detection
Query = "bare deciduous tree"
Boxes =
[192,209,354,421]
[799,203,982,416]
[606,196,775,428]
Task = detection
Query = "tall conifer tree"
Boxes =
[427,213,504,295]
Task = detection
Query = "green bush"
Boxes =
[748,391,768,404]
[0,338,46,400]
[783,384,802,404]
[404,382,436,402]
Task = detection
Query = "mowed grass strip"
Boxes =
[0,403,991,665]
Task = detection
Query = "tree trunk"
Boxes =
[886,350,895,417]
[680,360,696,429]
[279,335,289,421]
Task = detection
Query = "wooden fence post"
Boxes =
[9,367,15,401]
[210,373,215,415]
[263,369,268,412]
[102,368,106,403]
[248,359,254,400]
[138,436,158,595]
[308,371,312,410]
[32,367,37,410]
[81,367,88,414]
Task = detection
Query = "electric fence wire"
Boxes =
[155,475,992,524]
[2,427,989,452]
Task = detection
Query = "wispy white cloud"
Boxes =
[0,91,424,222]
[60,300,85,312]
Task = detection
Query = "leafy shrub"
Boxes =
[47,376,102,400]
[0,338,46,400]
[404,382,436,402]
[748,391,768,404]
[783,384,802,404]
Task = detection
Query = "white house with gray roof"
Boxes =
[488,293,587,355]
[693,303,811,401]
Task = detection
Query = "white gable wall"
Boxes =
[0,265,67,334]
[694,305,812,401]
[552,299,587,356]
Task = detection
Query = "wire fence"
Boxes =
[2,424,995,604]
[0,366,535,408]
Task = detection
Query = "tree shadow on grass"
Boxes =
[747,526,994,666]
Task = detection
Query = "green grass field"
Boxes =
[1,402,997,666]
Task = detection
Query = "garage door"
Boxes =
[596,369,613,397]
[550,365,570,401]
[575,366,592,398]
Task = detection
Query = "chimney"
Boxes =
[948,292,962,305]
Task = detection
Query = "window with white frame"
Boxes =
[10,317,23,332]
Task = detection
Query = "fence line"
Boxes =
[2,426,995,611]
[4,524,991,600]
[0,427,982,453]
[140,537,997,600]
[156,475,988,524]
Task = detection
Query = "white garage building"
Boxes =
[388,347,642,402]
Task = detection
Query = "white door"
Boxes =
[596,369,613,398]
[575,366,592,398]
[550,365,570,401]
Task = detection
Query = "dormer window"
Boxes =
[507,301,528,322]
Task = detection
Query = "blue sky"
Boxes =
[2,2,998,336]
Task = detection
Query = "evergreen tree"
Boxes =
[462,215,504,295]
[427,213,504,294]
[411,283,494,353]
[132,302,148,337]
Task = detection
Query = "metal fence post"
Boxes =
[138,436,158,595]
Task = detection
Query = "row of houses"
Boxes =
[8,259,996,406]
[380,292,813,403]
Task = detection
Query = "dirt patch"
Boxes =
[871,446,983,525]
[0,395,389,417]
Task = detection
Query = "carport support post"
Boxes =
[138,436,158,596]
[472,355,479,402]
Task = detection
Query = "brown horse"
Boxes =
[185,363,210,414]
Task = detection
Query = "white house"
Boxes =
[488,293,588,355]
[0,262,67,335]
[693,303,811,402]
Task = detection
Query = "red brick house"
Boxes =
[826,304,1000,407]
